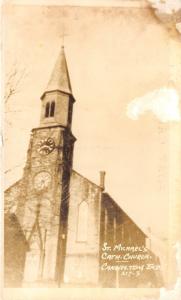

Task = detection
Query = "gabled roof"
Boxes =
[71,169,102,190]
[102,192,148,238]
[45,46,72,95]
[5,179,22,193]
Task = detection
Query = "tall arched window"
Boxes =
[50,101,55,117]
[77,201,88,242]
[24,232,41,281]
[45,102,50,118]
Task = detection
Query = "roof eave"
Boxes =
[40,89,75,101]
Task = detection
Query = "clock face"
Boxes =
[37,138,55,155]
[33,172,51,191]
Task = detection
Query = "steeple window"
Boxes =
[50,101,55,117]
[44,101,55,118]
[45,102,50,118]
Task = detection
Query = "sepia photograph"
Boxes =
[2,0,181,299]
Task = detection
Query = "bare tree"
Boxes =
[4,63,28,183]
[4,63,28,143]
[4,63,27,105]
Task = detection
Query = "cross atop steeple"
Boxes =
[59,24,70,48]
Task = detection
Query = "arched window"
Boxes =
[45,102,50,118]
[24,232,41,281]
[50,101,55,117]
[77,201,88,242]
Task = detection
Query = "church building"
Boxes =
[4,46,162,288]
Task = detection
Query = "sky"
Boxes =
[3,1,181,247]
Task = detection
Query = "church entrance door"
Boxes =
[23,235,41,284]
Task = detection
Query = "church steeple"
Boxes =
[45,46,72,96]
[40,46,75,128]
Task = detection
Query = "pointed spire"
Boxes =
[45,46,72,95]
